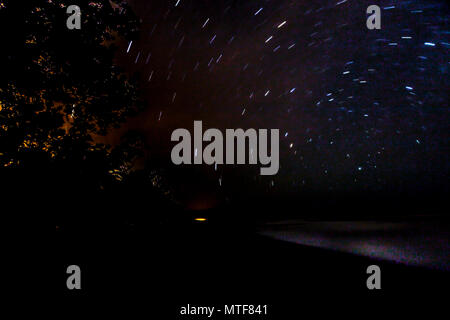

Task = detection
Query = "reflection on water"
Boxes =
[260,221,449,270]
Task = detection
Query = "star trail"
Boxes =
[110,0,449,198]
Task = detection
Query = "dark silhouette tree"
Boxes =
[0,1,146,223]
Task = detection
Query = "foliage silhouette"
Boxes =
[0,1,164,224]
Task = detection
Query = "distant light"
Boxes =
[195,218,207,222]
[424,42,435,47]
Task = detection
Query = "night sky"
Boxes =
[107,0,448,207]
